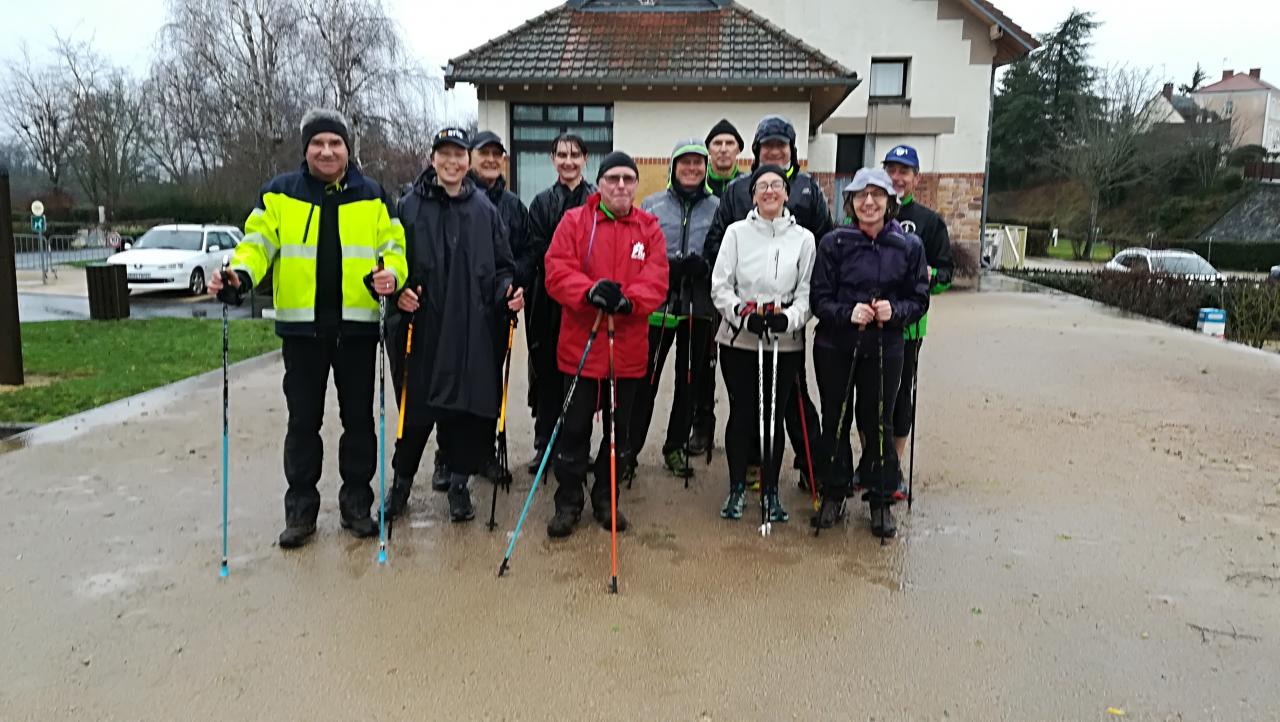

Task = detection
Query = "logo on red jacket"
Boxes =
[631,242,646,261]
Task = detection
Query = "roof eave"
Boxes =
[445,75,860,88]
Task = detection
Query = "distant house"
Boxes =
[1191,69,1280,153]
[444,0,1037,256]
[1149,83,1221,126]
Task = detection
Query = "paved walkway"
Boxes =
[2,289,1277,719]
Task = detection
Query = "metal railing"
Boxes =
[13,231,118,280]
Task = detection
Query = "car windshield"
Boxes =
[134,229,204,252]
[1153,255,1216,276]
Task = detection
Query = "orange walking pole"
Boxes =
[396,320,415,440]
[607,315,620,595]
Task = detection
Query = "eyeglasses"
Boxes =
[753,180,786,193]
[600,174,638,187]
[851,189,888,202]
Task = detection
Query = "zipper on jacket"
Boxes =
[301,204,317,245]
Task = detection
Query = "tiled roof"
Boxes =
[965,0,1037,52]
[445,1,857,87]
[1196,73,1280,94]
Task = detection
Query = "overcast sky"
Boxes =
[4,0,1279,95]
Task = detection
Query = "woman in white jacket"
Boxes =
[709,165,817,523]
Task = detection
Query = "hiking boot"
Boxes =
[526,448,546,475]
[447,474,475,523]
[719,482,746,520]
[547,508,580,538]
[430,457,450,492]
[813,496,845,529]
[340,515,378,539]
[870,505,897,539]
[765,493,789,523]
[746,464,762,492]
[892,468,908,502]
[663,448,692,477]
[687,419,713,456]
[385,475,414,521]
[278,521,316,549]
[593,506,630,533]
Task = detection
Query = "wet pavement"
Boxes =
[1,288,1278,720]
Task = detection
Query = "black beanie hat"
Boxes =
[748,164,791,195]
[705,118,745,151]
[300,108,352,156]
[596,151,639,181]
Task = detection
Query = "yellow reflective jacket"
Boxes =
[230,163,407,335]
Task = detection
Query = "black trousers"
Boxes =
[691,324,718,433]
[281,335,377,524]
[893,338,922,437]
[746,364,821,475]
[719,345,803,493]
[629,316,714,459]
[530,300,564,454]
[812,344,904,503]
[393,412,495,479]
[553,375,639,515]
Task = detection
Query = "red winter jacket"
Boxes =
[545,193,669,380]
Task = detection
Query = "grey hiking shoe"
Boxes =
[720,483,746,520]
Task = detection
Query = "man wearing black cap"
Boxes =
[705,118,745,198]
[384,127,521,523]
[542,151,668,538]
[525,133,595,473]
[209,107,407,549]
[704,114,829,492]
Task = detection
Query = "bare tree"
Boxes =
[1,44,74,194]
[55,35,149,212]
[144,55,222,184]
[1055,67,1165,258]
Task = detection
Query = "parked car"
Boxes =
[1270,264,1279,282]
[1104,248,1224,281]
[106,224,243,295]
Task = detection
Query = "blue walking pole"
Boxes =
[499,311,603,577]
[218,257,231,578]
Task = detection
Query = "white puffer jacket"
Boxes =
[710,208,816,352]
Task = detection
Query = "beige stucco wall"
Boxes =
[612,101,812,160]
[739,0,1000,174]
[1191,90,1280,151]
[476,100,509,143]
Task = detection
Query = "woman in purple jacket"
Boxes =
[809,168,930,538]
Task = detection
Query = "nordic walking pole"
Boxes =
[607,314,620,594]
[219,257,231,578]
[683,290,695,487]
[376,255,389,565]
[756,320,768,535]
[488,314,517,531]
[763,323,779,538]
[796,375,819,513]
[500,311,604,577]
[875,303,888,547]
[908,347,919,510]
[397,317,415,440]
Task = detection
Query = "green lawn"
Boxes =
[1,319,280,423]
[1044,240,1114,262]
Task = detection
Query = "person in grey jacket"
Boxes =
[630,140,721,479]
[710,164,816,524]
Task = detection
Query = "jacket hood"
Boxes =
[668,138,711,199]
[746,206,798,235]
[413,166,476,201]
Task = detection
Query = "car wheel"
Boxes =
[189,268,206,295]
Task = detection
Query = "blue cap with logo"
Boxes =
[883,144,920,170]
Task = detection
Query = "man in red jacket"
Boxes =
[543,151,669,538]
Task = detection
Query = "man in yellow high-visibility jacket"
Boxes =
[210,108,407,549]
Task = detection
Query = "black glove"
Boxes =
[215,269,248,306]
[586,279,623,312]
[764,312,788,333]
[613,295,633,315]
[678,254,709,279]
[745,313,767,335]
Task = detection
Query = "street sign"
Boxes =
[31,216,46,233]
[30,200,44,217]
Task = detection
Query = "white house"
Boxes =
[445,0,1037,256]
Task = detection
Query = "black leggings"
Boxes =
[393,412,494,478]
[718,344,803,493]
[893,338,921,438]
[812,344,903,503]
[629,317,714,459]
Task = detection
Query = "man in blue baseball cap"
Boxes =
[881,144,954,499]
